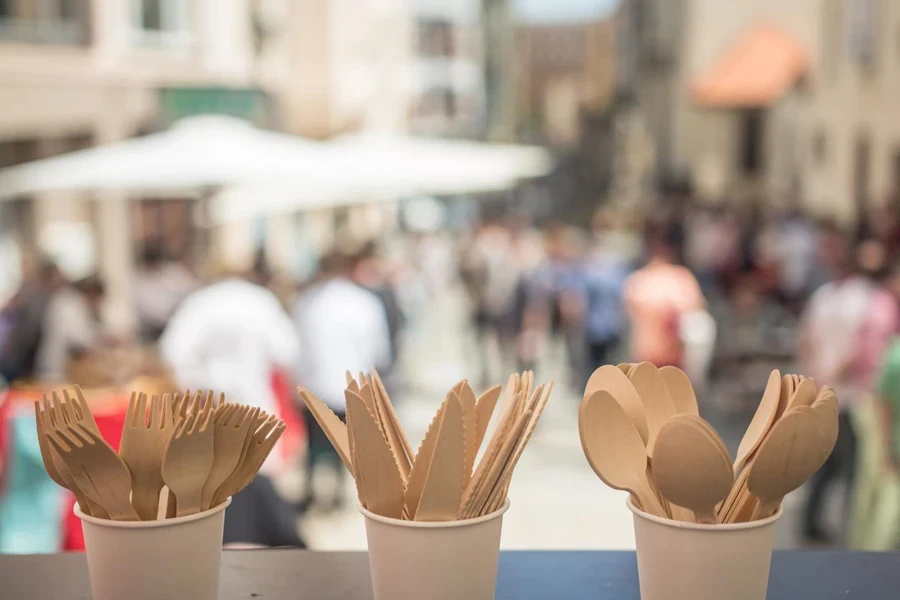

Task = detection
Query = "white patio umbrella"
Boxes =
[324,132,553,196]
[208,133,554,222]
[0,115,336,198]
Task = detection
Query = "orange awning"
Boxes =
[692,24,809,108]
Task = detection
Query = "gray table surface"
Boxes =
[4,549,900,598]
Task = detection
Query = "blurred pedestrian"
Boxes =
[293,251,391,510]
[798,224,879,542]
[350,241,405,382]
[580,212,630,380]
[35,274,105,383]
[623,234,705,367]
[160,264,303,547]
[0,259,63,383]
[133,243,198,343]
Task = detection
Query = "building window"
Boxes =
[131,0,190,48]
[822,0,843,78]
[0,0,89,45]
[414,88,457,121]
[418,19,454,58]
[812,128,828,165]
[848,0,880,67]
[740,110,764,175]
[854,131,872,213]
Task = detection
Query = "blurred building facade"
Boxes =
[616,0,900,222]
[279,0,413,138]
[515,19,615,146]
[0,0,270,321]
[409,0,486,137]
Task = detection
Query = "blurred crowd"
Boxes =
[3,192,900,551]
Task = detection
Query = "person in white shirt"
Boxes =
[160,274,300,470]
[160,271,305,547]
[292,251,391,510]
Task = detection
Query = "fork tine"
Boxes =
[126,391,137,426]
[137,393,148,427]
[149,394,161,429]
[242,407,260,430]
[51,391,68,425]
[68,424,94,447]
[217,392,226,408]
[62,388,82,421]
[73,386,91,420]
[191,410,207,435]
[173,415,187,438]
[198,403,214,432]
[147,394,162,429]
[255,416,279,440]
[41,394,55,427]
[34,401,45,432]
[45,428,72,454]
[162,393,173,428]
[236,405,253,428]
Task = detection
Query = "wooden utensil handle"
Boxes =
[637,481,667,517]
[694,509,718,525]
[132,480,163,521]
[750,499,778,521]
[175,489,203,517]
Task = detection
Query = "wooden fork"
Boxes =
[45,422,138,521]
[119,392,175,520]
[212,415,285,506]
[34,397,107,518]
[162,403,215,517]
[200,404,259,510]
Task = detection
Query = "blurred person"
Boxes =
[712,272,793,408]
[160,264,304,547]
[293,251,391,510]
[623,234,705,367]
[520,224,585,385]
[580,212,631,378]
[0,260,63,383]
[35,275,106,382]
[133,243,198,342]
[460,221,529,384]
[776,207,818,311]
[350,241,405,381]
[798,225,885,543]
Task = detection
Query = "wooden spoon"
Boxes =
[733,369,781,475]
[776,374,795,419]
[652,416,733,523]
[659,366,699,416]
[628,362,677,456]
[584,365,649,444]
[747,407,836,519]
[786,377,818,412]
[579,390,666,516]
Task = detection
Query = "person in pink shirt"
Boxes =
[624,235,705,368]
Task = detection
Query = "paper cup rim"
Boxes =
[360,498,510,529]
[74,496,232,529]
[626,496,783,531]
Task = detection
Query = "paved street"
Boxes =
[291,283,828,550]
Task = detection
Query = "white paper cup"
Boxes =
[361,499,509,600]
[628,497,782,600]
[75,497,231,600]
